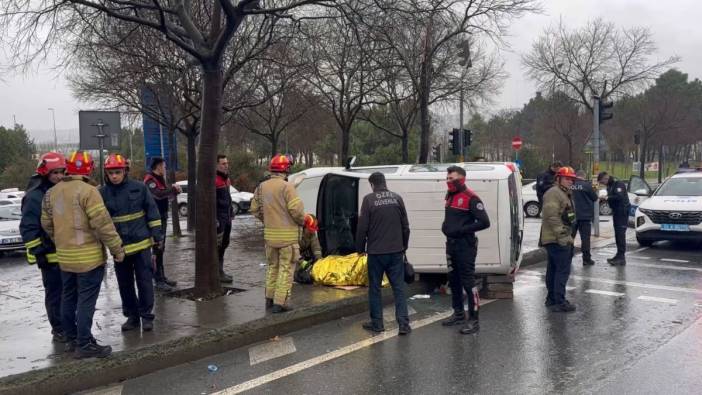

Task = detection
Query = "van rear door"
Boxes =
[317,174,359,255]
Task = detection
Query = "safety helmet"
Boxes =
[36,152,67,176]
[269,154,293,173]
[556,166,577,179]
[104,153,128,170]
[304,214,319,233]
[66,151,94,176]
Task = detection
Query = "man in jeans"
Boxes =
[356,172,411,335]
[571,170,599,266]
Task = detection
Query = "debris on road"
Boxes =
[207,364,218,373]
[410,294,431,300]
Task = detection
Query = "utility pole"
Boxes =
[458,88,464,162]
[48,108,58,152]
[91,119,108,186]
[592,96,601,237]
[456,38,472,162]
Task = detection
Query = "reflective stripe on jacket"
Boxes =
[100,178,163,256]
[250,174,305,248]
[41,175,124,273]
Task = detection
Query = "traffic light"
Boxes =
[599,100,613,123]
[432,144,441,162]
[462,129,472,147]
[449,129,460,155]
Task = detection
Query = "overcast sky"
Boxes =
[1,0,700,143]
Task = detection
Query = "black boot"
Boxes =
[607,255,626,266]
[460,319,480,335]
[142,319,154,332]
[271,304,292,314]
[362,321,385,333]
[441,314,466,327]
[51,329,68,343]
[583,257,596,266]
[121,316,141,332]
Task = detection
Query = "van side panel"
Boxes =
[385,178,502,273]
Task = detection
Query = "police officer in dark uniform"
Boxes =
[598,171,631,266]
[144,157,181,290]
[536,161,562,209]
[19,152,68,343]
[216,154,235,283]
[440,166,490,335]
[571,170,599,266]
[101,154,163,332]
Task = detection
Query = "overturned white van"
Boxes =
[289,162,525,275]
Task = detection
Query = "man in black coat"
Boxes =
[536,161,562,209]
[571,170,599,266]
[598,172,631,266]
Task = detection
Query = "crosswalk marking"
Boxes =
[249,336,297,366]
[638,296,678,304]
[586,289,625,297]
[626,262,702,273]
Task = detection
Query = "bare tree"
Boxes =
[523,18,679,109]
[1,0,338,297]
[365,0,537,163]
[532,91,589,165]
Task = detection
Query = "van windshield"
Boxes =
[654,177,702,197]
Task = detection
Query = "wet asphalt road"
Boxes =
[85,238,702,395]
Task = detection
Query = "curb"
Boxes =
[0,282,425,395]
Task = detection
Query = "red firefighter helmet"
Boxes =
[304,214,319,233]
[269,154,293,173]
[66,151,94,176]
[104,153,128,170]
[556,166,577,179]
[36,152,67,176]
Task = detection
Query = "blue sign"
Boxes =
[141,87,178,171]
[515,159,523,169]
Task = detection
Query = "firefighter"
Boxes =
[440,166,491,335]
[250,154,305,313]
[19,152,67,343]
[541,166,578,313]
[216,154,234,283]
[299,214,322,263]
[598,171,631,266]
[144,157,181,291]
[100,154,163,332]
[41,151,124,359]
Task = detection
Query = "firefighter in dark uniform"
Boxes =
[101,154,163,332]
[440,165,491,335]
[598,171,631,265]
[19,152,67,343]
[216,154,234,283]
[536,161,562,209]
[144,157,181,291]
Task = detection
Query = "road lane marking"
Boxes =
[661,258,690,263]
[213,301,496,395]
[628,247,650,255]
[520,271,702,295]
[586,289,625,297]
[638,296,678,304]
[249,336,297,366]
[626,262,702,273]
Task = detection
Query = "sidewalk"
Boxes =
[0,216,424,395]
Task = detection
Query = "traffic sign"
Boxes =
[512,136,523,151]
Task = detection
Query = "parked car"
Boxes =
[0,203,22,220]
[175,180,254,217]
[0,188,25,201]
[522,180,616,218]
[634,172,702,246]
[0,217,24,253]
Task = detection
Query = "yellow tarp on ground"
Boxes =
[311,253,388,287]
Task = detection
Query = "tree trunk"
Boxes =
[338,124,351,166]
[168,130,182,238]
[401,128,409,163]
[194,65,223,297]
[418,65,431,164]
[640,137,648,179]
[270,135,278,157]
[186,131,197,232]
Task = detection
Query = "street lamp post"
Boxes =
[48,108,58,152]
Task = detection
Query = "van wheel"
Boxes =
[232,203,240,216]
[179,203,188,217]
[636,236,654,247]
[524,202,541,218]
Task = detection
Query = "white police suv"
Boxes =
[634,171,702,246]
